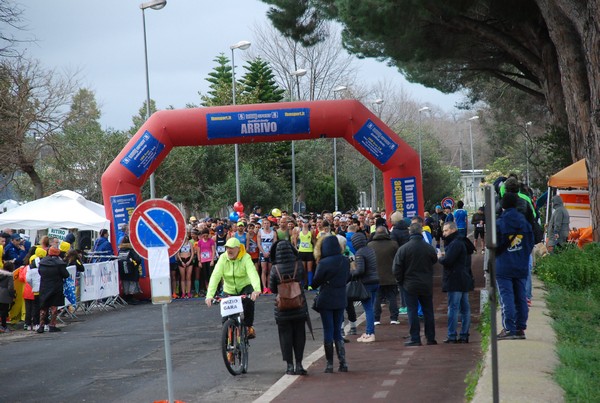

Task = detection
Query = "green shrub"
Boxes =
[536,243,600,290]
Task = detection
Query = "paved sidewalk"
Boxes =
[472,276,564,402]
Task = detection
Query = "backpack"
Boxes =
[274,263,303,311]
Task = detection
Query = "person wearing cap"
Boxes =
[213,225,228,261]
[234,221,247,247]
[3,233,27,267]
[495,192,534,340]
[205,237,261,339]
[37,246,69,333]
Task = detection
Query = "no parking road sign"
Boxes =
[441,197,455,209]
[129,199,186,259]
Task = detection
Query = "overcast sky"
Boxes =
[16,0,463,131]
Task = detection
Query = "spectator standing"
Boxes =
[3,233,27,267]
[471,207,486,253]
[444,205,455,223]
[269,240,309,375]
[393,223,438,346]
[91,229,113,262]
[37,247,69,333]
[312,235,350,373]
[117,236,142,304]
[350,232,380,343]
[547,195,570,252]
[0,261,15,332]
[368,226,400,326]
[430,205,446,253]
[454,200,468,238]
[438,222,471,343]
[496,193,534,339]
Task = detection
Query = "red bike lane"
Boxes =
[270,254,485,402]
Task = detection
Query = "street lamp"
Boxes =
[230,40,251,203]
[525,121,532,187]
[418,106,430,177]
[468,115,479,209]
[290,68,307,212]
[372,99,384,210]
[140,0,167,199]
[332,85,347,211]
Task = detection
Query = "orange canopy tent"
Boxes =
[548,159,588,188]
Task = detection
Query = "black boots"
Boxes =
[295,361,307,375]
[334,340,348,372]
[324,342,334,373]
[286,361,295,375]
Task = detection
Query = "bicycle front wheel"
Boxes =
[221,319,244,376]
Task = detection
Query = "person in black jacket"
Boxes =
[312,235,350,373]
[117,236,143,304]
[37,246,70,333]
[269,240,309,376]
[351,232,379,343]
[438,222,472,343]
[393,223,438,346]
[390,212,411,314]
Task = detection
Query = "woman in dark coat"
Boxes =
[312,235,350,373]
[269,240,308,375]
[117,236,142,304]
[37,246,69,333]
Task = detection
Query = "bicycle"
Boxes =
[213,295,250,376]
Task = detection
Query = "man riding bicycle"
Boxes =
[205,238,261,338]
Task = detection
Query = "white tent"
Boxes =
[0,190,109,231]
[0,199,19,212]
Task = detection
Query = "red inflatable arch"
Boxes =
[102,99,423,248]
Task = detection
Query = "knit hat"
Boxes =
[48,246,60,256]
[59,241,71,253]
[34,247,47,258]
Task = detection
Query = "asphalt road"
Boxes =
[0,294,324,403]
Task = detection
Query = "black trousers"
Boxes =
[223,284,256,327]
[277,319,306,363]
[25,297,40,326]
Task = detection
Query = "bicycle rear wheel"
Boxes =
[221,319,244,376]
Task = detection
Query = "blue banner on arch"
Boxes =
[206,108,310,139]
[391,177,419,218]
[353,119,398,165]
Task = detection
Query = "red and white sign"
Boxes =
[129,199,186,259]
[441,197,455,209]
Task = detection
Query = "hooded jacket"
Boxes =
[206,244,260,299]
[368,230,399,286]
[391,219,410,247]
[269,240,308,322]
[38,256,70,307]
[547,196,570,246]
[393,234,438,295]
[351,232,379,285]
[438,231,470,292]
[496,208,534,278]
[312,236,350,311]
[0,269,15,304]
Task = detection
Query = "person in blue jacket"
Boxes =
[495,192,534,340]
[91,229,113,262]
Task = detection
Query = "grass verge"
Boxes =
[545,285,600,402]
[465,302,490,401]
